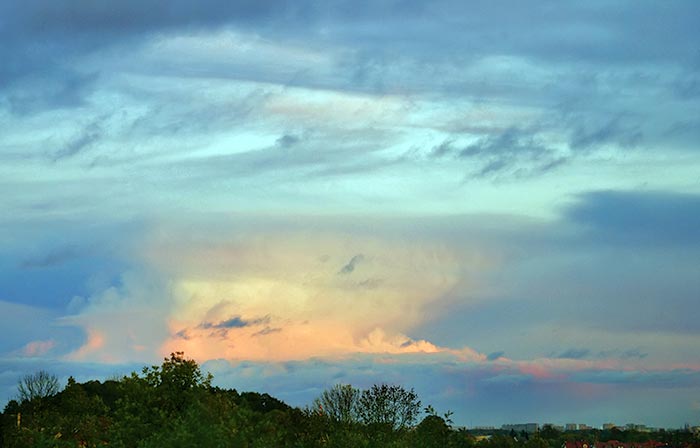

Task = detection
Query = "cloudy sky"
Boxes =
[2,0,700,428]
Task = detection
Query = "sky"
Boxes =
[1,0,700,428]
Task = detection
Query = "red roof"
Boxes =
[565,441,667,448]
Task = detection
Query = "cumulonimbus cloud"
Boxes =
[57,218,491,364]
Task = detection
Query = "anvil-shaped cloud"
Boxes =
[63,221,480,363]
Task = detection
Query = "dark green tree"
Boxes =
[523,434,549,448]
[414,414,451,448]
[449,427,477,448]
[357,384,421,431]
[539,424,561,441]
[479,433,516,448]
[108,352,214,447]
[49,377,111,447]
[240,391,290,414]
[313,384,361,425]
[142,351,212,414]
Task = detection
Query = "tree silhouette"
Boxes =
[415,414,451,448]
[357,383,421,431]
[17,370,59,402]
[313,383,361,425]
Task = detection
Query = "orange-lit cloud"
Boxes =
[155,229,474,362]
[66,328,105,361]
[60,219,697,380]
[57,218,504,365]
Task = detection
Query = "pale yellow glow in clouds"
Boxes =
[156,229,472,362]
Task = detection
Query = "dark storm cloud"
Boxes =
[4,1,698,62]
[564,190,700,246]
[323,1,700,98]
[0,1,293,112]
[551,190,700,335]
[3,1,699,97]
[409,190,700,361]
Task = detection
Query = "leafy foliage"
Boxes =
[2,355,698,447]
[357,383,421,431]
[414,414,451,448]
[313,383,361,425]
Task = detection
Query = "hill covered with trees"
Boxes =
[1,353,698,448]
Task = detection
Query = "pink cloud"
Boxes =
[65,328,108,361]
[21,339,56,357]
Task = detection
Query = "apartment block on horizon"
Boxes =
[502,423,539,433]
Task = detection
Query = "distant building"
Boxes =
[625,424,650,432]
[566,424,579,431]
[502,423,539,433]
[603,423,616,430]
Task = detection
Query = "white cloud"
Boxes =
[61,270,173,363]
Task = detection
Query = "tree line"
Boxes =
[0,352,455,447]
[1,352,698,447]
